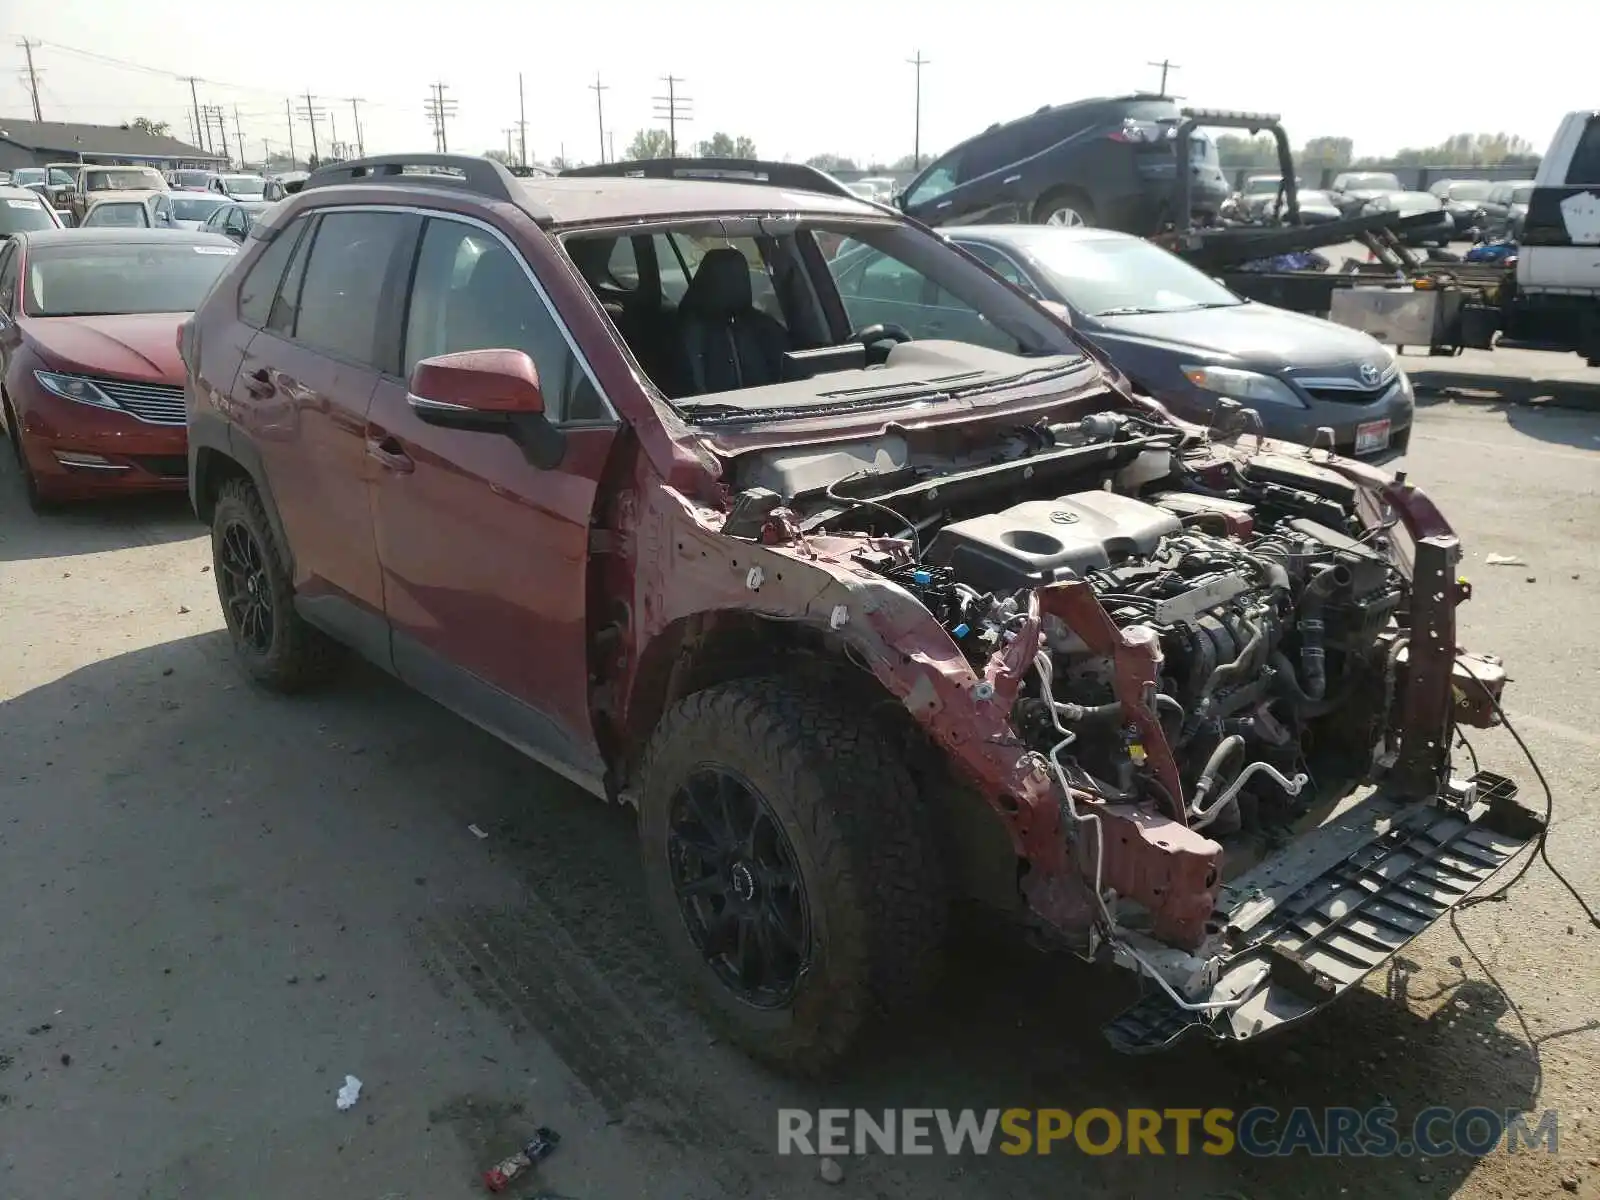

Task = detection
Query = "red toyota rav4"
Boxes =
[181,154,1537,1072]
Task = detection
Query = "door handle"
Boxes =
[366,434,414,474]
[1003,174,1022,185]
[244,367,274,398]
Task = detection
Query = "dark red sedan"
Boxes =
[0,228,239,508]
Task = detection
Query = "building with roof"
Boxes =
[0,118,226,173]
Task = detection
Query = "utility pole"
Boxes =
[328,106,339,159]
[588,73,608,163]
[1147,59,1180,97]
[16,39,43,121]
[608,130,615,164]
[233,105,245,165]
[504,127,517,160]
[348,98,366,158]
[297,92,327,164]
[517,73,528,167]
[424,82,456,153]
[907,51,928,170]
[652,75,692,159]
[202,105,230,167]
[262,138,271,168]
[285,98,297,167]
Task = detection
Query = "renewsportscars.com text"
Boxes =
[777,1107,1560,1158]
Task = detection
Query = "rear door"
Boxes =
[231,208,414,658]
[1521,113,1600,292]
[364,212,620,790]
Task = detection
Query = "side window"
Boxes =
[959,128,1024,184]
[956,242,1036,295]
[903,150,963,207]
[664,233,785,325]
[226,208,247,236]
[238,218,306,328]
[292,211,412,365]
[403,218,606,423]
[0,245,18,316]
[825,238,1017,352]
[1565,117,1600,186]
[267,216,313,333]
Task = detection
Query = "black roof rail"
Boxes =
[559,157,856,201]
[300,153,522,201]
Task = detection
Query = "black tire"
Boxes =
[2,394,55,514]
[1032,188,1096,228]
[210,477,338,691]
[637,677,945,1075]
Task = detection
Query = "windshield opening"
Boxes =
[81,202,150,228]
[1018,234,1243,317]
[23,242,237,317]
[1448,180,1493,201]
[220,175,266,194]
[85,168,165,192]
[558,218,1081,414]
[171,195,227,221]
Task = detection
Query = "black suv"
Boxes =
[897,94,1229,233]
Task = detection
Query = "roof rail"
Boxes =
[300,153,521,201]
[559,157,856,201]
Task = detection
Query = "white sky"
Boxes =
[1,0,1591,168]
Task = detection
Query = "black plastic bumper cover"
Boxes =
[1104,771,1541,1053]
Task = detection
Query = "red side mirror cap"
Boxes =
[408,349,545,415]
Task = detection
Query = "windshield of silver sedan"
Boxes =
[560,219,1082,419]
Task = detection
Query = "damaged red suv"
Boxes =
[181,154,1539,1071]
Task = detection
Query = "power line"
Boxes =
[907,51,929,170]
[423,81,456,153]
[588,72,608,164]
[17,38,43,121]
[651,74,692,159]
[517,73,528,168]
[347,98,366,159]
[1147,59,1180,97]
[297,92,328,163]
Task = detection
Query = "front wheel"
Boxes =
[637,677,946,1075]
[3,395,54,513]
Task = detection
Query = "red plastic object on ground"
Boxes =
[483,1127,560,1192]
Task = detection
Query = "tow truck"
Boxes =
[1158,108,1600,365]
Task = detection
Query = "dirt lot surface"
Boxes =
[2,366,1597,1200]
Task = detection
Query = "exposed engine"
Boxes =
[857,482,1405,840]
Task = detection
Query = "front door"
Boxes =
[366,213,620,790]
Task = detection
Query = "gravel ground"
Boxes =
[1,372,1597,1200]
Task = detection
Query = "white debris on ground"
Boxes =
[335,1074,363,1111]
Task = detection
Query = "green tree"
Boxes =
[806,153,858,172]
[130,116,171,137]
[1300,136,1353,170]
[1214,134,1279,170]
[698,132,757,158]
[889,153,923,172]
[483,148,512,165]
[626,129,673,160]
[1359,132,1539,169]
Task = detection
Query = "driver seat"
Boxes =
[675,248,788,395]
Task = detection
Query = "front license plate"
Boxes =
[1355,418,1391,455]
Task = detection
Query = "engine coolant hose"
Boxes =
[1295,564,1349,703]
[1187,734,1246,819]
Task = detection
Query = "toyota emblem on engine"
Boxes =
[1049,511,1079,524]
[1359,362,1381,386]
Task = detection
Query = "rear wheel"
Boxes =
[1033,188,1095,228]
[637,677,945,1075]
[211,477,338,691]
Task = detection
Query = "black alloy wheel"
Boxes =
[217,518,274,655]
[667,767,811,1009]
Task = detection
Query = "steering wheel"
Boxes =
[850,322,913,347]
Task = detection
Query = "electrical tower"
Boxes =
[297,92,328,164]
[347,98,366,159]
[424,82,457,153]
[588,73,608,163]
[907,51,929,170]
[1147,59,1180,97]
[202,105,230,166]
[652,75,692,159]
[15,39,43,121]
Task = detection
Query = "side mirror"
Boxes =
[1039,299,1074,327]
[407,349,564,469]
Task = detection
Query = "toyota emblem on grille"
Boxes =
[1049,511,1079,524]
[1359,362,1381,386]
